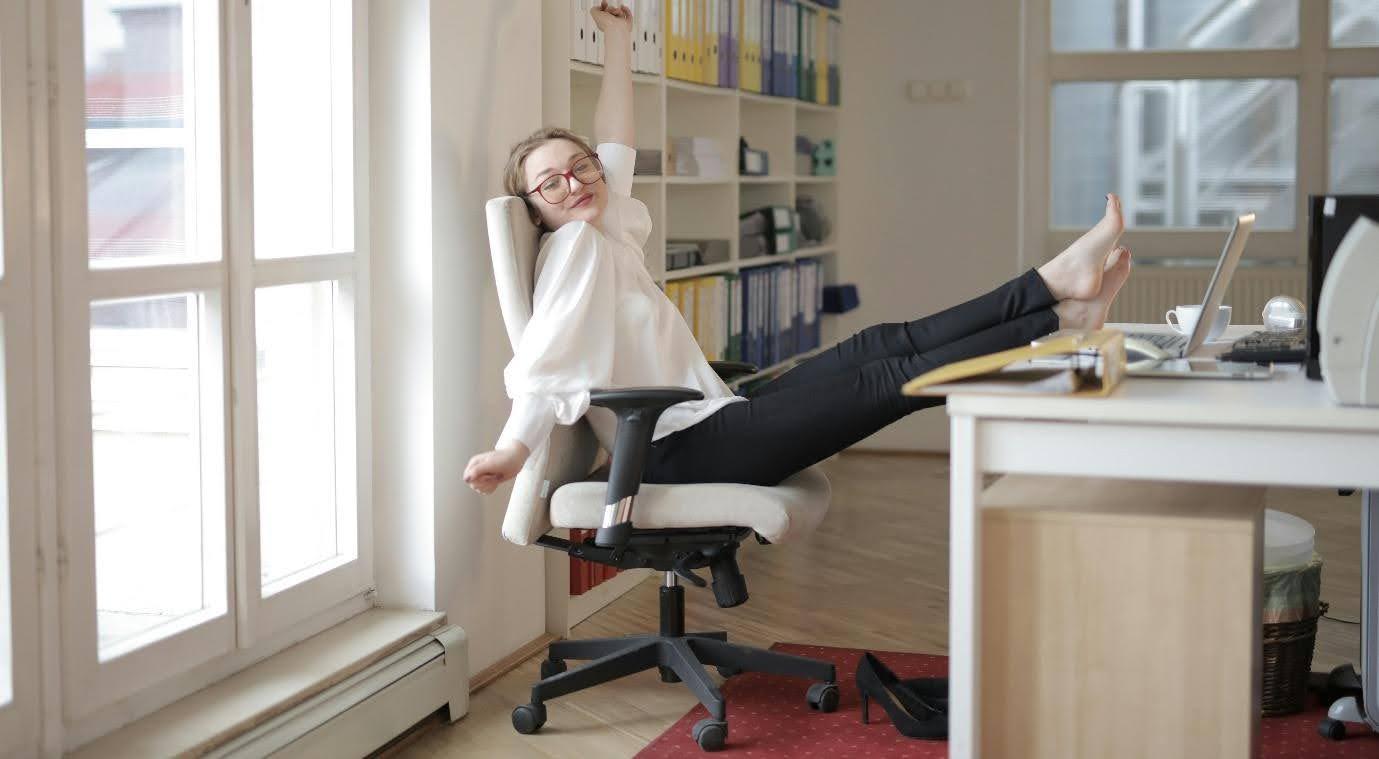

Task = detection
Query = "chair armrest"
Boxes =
[588,386,704,552]
[709,361,759,382]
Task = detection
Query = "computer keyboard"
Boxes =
[1126,331,1189,354]
[1219,328,1306,364]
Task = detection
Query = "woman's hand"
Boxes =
[591,1,633,39]
[464,441,531,495]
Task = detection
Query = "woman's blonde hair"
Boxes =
[504,127,597,227]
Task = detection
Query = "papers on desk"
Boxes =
[902,329,1127,398]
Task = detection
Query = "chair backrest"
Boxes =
[485,197,602,546]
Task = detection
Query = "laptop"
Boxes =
[1123,213,1272,379]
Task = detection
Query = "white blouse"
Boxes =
[497,142,746,456]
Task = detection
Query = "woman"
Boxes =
[464,2,1132,494]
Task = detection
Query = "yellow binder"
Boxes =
[666,0,680,81]
[739,0,756,92]
[704,0,719,86]
[901,329,1127,398]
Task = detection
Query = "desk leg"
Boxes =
[1365,490,1379,731]
[949,414,982,759]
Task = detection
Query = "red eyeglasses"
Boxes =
[526,154,604,204]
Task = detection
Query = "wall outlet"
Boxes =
[907,79,972,104]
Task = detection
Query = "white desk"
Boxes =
[942,326,1379,759]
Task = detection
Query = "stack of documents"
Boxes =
[902,330,1128,398]
[669,136,729,178]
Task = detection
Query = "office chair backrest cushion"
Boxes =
[485,196,601,545]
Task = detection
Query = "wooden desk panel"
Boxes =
[979,476,1264,759]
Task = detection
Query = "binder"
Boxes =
[773,0,785,96]
[738,0,755,92]
[821,15,832,104]
[592,1,603,65]
[704,0,719,86]
[650,0,663,75]
[666,0,680,80]
[717,0,730,88]
[572,0,585,62]
[902,330,1129,398]
[723,0,735,88]
[789,0,799,98]
[803,6,815,102]
[758,0,771,95]
[810,8,821,104]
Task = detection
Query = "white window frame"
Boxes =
[225,0,373,649]
[1019,0,1379,268]
[46,0,373,723]
[0,1,42,754]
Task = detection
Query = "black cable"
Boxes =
[1323,613,1361,625]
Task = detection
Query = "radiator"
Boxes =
[1107,266,1306,326]
[206,626,469,758]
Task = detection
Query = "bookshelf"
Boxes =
[543,0,844,368]
[540,0,844,611]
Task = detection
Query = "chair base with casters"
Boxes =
[511,528,840,752]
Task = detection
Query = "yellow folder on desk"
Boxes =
[902,329,1127,398]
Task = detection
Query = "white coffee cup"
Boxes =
[1166,304,1232,341]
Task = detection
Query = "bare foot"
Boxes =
[1038,194,1124,301]
[1054,247,1133,331]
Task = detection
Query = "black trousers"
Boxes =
[641,269,1060,486]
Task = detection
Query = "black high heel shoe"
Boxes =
[898,676,948,713]
[856,652,948,740]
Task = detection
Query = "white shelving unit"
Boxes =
[541,0,844,371]
[537,0,845,612]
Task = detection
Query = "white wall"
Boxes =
[371,0,549,675]
[839,0,1025,452]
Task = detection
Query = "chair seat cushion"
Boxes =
[548,467,831,545]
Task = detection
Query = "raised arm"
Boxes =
[591,2,634,147]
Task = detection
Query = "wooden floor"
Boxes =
[386,452,1366,758]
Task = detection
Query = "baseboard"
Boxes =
[207,625,468,758]
[469,633,558,693]
[568,568,654,627]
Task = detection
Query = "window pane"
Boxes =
[252,0,354,258]
[257,282,355,593]
[1331,79,1379,193]
[1053,0,1298,51]
[0,322,11,708]
[1052,79,1297,231]
[1333,0,1379,46]
[85,0,212,267]
[87,147,186,261]
[92,295,221,657]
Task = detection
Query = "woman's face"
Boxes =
[523,139,608,230]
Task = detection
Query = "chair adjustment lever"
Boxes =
[672,559,709,588]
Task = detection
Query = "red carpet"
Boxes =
[635,643,1379,757]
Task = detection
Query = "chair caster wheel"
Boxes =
[716,665,742,678]
[807,682,840,712]
[512,703,547,734]
[1319,717,1347,741]
[540,658,567,680]
[691,718,728,751]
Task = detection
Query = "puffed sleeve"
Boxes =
[496,221,616,453]
[595,142,652,251]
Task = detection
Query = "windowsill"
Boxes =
[70,608,445,759]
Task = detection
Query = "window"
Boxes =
[1027,1,1379,261]
[1052,79,1297,230]
[1053,0,1299,51]
[0,2,39,749]
[54,0,369,717]
[1330,78,1379,192]
[1334,0,1379,46]
[0,322,10,712]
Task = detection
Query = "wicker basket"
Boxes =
[1261,601,1328,717]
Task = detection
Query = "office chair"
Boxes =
[485,197,839,752]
